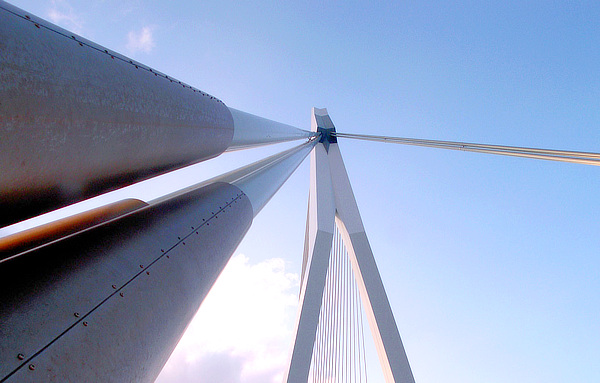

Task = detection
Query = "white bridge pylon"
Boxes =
[284,108,415,383]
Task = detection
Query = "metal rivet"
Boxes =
[196,232,198,235]
[182,242,185,245]
[29,364,35,370]
[146,271,150,275]
[161,249,164,252]
[17,353,25,360]
[112,284,117,289]
[166,255,170,259]
[79,42,83,46]
[74,312,80,318]
[119,292,124,297]
[83,321,88,326]
[34,23,40,28]
[25,15,30,19]
[140,264,144,268]
[178,237,181,240]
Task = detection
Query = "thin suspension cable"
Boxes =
[344,231,349,382]
[334,227,341,381]
[325,265,330,383]
[350,246,355,383]
[326,232,335,381]
[341,229,346,381]
[358,278,368,383]
[334,132,600,166]
[308,223,370,382]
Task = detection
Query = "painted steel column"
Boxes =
[284,143,336,383]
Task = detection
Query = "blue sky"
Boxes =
[7,1,600,382]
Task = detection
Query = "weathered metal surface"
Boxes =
[0,1,235,226]
[0,182,253,382]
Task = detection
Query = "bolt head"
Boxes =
[17,353,25,360]
[29,364,35,370]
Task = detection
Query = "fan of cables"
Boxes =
[308,223,369,383]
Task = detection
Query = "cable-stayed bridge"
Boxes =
[1,2,599,382]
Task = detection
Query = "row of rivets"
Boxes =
[16,191,246,372]
[21,11,224,104]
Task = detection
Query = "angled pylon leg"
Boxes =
[284,143,336,383]
[328,142,415,383]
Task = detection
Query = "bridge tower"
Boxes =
[284,108,415,383]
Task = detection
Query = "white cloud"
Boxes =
[47,0,83,34]
[155,254,300,383]
[126,26,156,53]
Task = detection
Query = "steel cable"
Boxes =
[334,132,600,166]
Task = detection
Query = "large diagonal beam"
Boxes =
[0,1,312,226]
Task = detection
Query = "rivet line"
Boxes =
[0,4,225,104]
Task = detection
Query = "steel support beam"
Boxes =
[0,182,253,382]
[0,1,312,227]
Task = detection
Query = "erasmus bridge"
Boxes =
[1,2,599,382]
